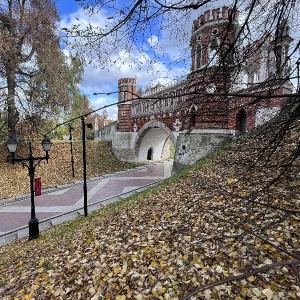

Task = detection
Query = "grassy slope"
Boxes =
[0,122,299,299]
[0,141,135,200]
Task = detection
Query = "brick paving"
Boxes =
[0,162,173,246]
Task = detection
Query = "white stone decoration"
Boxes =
[206,84,216,93]
[173,119,182,132]
[133,123,138,132]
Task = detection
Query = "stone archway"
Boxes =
[134,120,176,161]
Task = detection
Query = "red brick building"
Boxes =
[111,6,293,170]
[117,6,292,132]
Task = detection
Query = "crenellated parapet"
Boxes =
[118,78,137,103]
[189,6,239,71]
[118,78,136,86]
[192,6,239,32]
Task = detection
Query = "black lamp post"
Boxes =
[296,60,300,92]
[69,124,75,177]
[6,137,52,240]
[81,117,93,217]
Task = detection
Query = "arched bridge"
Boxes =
[95,6,292,172]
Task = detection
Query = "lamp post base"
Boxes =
[28,217,39,240]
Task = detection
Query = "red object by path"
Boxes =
[34,177,42,196]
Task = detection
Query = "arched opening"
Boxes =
[135,121,176,162]
[196,43,202,69]
[236,109,247,133]
[209,37,219,66]
[188,105,197,130]
[147,147,153,160]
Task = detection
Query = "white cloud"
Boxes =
[147,35,159,48]
[59,1,245,120]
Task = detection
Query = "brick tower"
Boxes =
[190,6,239,72]
[117,78,137,132]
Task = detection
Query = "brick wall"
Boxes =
[116,6,292,136]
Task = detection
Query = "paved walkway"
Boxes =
[0,161,173,246]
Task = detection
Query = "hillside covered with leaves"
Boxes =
[0,113,299,299]
[0,141,135,200]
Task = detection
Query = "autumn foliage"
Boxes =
[0,141,134,200]
[0,114,299,298]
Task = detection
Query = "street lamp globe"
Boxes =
[6,138,18,153]
[41,137,52,152]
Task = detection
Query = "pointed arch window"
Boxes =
[209,37,219,66]
[121,88,127,102]
[189,105,197,130]
[275,45,283,71]
[196,43,202,69]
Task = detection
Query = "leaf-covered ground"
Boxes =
[0,116,299,299]
[0,141,135,200]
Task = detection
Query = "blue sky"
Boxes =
[57,0,80,17]
[56,1,263,120]
[55,0,197,120]
[54,0,300,119]
[56,0,127,119]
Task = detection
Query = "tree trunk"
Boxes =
[7,67,17,138]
